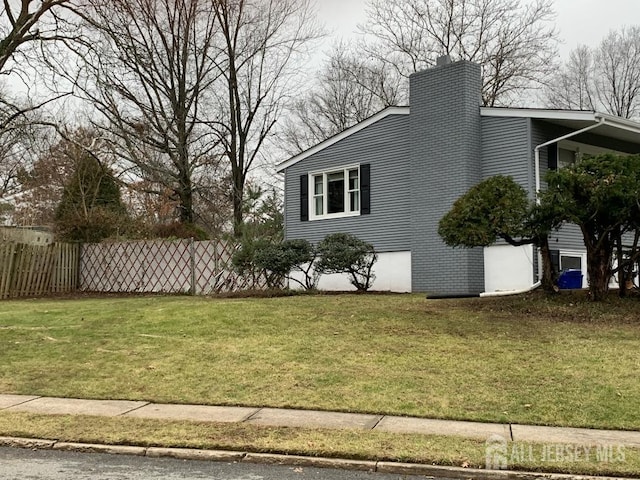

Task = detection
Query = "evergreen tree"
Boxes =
[55,154,127,242]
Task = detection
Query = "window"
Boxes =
[552,140,629,171]
[310,166,360,219]
[558,148,578,169]
[560,255,582,271]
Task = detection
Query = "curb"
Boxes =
[0,436,634,480]
[243,452,376,472]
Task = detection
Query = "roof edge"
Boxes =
[480,107,598,122]
[482,107,640,134]
[276,106,410,173]
[596,112,640,133]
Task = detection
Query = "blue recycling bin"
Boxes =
[557,269,583,289]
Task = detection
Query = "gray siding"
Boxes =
[409,61,484,295]
[530,120,587,252]
[283,114,411,252]
[481,117,532,192]
[481,117,538,283]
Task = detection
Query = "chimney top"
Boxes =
[436,55,452,66]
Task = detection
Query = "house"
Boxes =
[276,58,640,295]
[0,226,54,246]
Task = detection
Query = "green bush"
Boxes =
[54,155,128,242]
[254,239,320,290]
[316,233,377,292]
[232,238,269,281]
[153,222,209,240]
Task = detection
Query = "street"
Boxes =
[0,447,441,480]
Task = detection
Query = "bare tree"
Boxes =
[0,0,76,209]
[0,114,38,197]
[0,0,76,122]
[544,45,595,111]
[281,42,403,154]
[65,0,222,225]
[594,26,640,119]
[545,27,640,119]
[209,0,322,235]
[360,0,559,106]
[0,0,71,72]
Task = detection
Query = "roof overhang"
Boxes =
[481,107,640,146]
[275,106,410,173]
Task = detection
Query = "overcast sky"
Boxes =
[316,0,640,59]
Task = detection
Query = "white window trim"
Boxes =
[308,164,361,221]
[559,250,588,288]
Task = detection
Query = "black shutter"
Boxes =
[300,174,308,221]
[547,143,558,170]
[360,164,370,215]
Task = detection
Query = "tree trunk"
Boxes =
[178,174,194,224]
[232,170,244,237]
[587,245,611,301]
[539,236,556,293]
[615,234,628,298]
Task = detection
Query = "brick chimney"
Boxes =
[409,60,484,295]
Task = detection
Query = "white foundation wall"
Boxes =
[484,244,535,292]
[289,251,412,292]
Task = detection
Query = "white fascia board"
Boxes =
[595,112,640,134]
[480,107,597,122]
[275,106,410,173]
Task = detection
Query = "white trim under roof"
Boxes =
[482,107,640,135]
[597,112,640,134]
[275,106,410,173]
[480,107,598,122]
[483,107,640,146]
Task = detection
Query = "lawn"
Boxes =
[1,292,639,430]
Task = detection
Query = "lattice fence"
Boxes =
[0,242,79,299]
[80,239,269,294]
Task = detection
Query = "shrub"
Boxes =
[232,238,270,283]
[316,233,377,292]
[152,222,209,240]
[54,154,128,242]
[254,239,320,290]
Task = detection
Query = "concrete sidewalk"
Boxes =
[2,394,640,447]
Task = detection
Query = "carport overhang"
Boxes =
[481,107,640,193]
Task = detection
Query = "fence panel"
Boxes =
[51,243,79,293]
[80,239,269,295]
[194,240,269,294]
[80,240,192,293]
[0,242,78,299]
[1,238,270,298]
[0,243,16,299]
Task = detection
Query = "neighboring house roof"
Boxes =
[277,106,640,173]
[275,107,410,173]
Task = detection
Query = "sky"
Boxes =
[315,0,640,59]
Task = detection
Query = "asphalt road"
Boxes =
[0,447,440,480]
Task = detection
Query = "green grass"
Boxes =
[1,292,640,429]
[1,411,639,478]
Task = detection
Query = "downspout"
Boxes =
[480,116,606,298]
